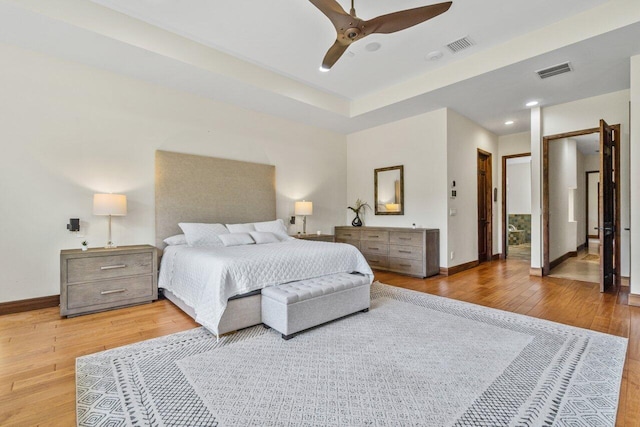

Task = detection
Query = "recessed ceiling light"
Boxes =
[526,101,539,107]
[346,51,356,58]
[426,50,443,61]
[505,120,515,125]
[365,42,381,52]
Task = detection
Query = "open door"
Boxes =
[477,149,492,262]
[598,119,618,292]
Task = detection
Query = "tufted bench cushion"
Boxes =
[261,272,371,339]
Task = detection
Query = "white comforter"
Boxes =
[158,239,373,335]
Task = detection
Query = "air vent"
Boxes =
[536,62,573,79]
[446,36,474,53]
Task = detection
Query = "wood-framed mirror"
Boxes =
[375,165,404,215]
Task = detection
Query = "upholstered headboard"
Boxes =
[155,150,276,249]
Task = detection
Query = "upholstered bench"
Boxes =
[261,273,371,340]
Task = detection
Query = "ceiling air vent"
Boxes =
[536,62,573,79]
[446,36,474,53]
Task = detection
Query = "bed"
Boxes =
[155,150,373,337]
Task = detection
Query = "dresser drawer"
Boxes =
[336,239,360,250]
[365,254,389,269]
[335,229,361,240]
[67,276,154,310]
[389,231,423,246]
[389,257,423,276]
[389,245,423,260]
[360,242,389,255]
[361,230,389,243]
[66,252,153,283]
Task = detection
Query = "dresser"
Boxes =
[60,245,158,317]
[335,226,439,278]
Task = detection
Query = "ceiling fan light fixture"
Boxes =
[319,65,331,72]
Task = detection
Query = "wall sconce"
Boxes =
[93,193,127,248]
[294,200,313,235]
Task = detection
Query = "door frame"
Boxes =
[501,152,531,259]
[542,125,621,285]
[477,149,493,263]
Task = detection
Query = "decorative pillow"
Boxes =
[219,232,255,247]
[249,231,280,244]
[253,219,292,241]
[178,223,229,247]
[226,223,256,233]
[163,234,187,246]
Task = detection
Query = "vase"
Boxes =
[82,246,88,251]
[351,213,363,227]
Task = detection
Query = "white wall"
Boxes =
[631,55,640,294]
[587,173,599,238]
[0,42,348,302]
[506,160,531,215]
[575,149,586,247]
[346,109,449,266]
[447,110,499,265]
[548,139,578,261]
[541,90,631,276]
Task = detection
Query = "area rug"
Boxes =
[582,253,600,262]
[77,282,627,426]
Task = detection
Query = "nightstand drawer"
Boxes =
[335,229,361,240]
[389,231,423,246]
[67,276,154,310]
[389,245,423,260]
[360,242,389,255]
[66,252,153,283]
[361,230,389,242]
[365,254,389,269]
[389,258,423,276]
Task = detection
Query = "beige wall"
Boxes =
[0,42,348,302]
[346,109,449,266]
[631,55,640,294]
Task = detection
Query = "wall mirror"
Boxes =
[375,165,404,215]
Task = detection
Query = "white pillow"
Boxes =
[253,219,292,241]
[226,223,256,233]
[178,223,229,247]
[163,234,187,246]
[249,231,280,244]
[219,232,255,247]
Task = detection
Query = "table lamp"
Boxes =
[93,193,127,248]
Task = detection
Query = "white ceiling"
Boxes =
[2,0,639,136]
[574,134,600,156]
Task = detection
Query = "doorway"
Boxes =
[477,149,492,263]
[542,122,621,292]
[502,153,532,261]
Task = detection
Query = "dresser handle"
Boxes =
[399,237,411,240]
[399,250,412,254]
[100,288,126,295]
[370,235,379,238]
[369,247,379,250]
[399,263,411,267]
[101,264,126,270]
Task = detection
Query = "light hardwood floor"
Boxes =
[1,259,638,426]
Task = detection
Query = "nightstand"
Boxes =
[293,233,335,242]
[60,245,158,317]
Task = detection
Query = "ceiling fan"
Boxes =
[309,0,453,71]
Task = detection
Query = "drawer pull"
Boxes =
[101,264,127,270]
[399,264,411,267]
[399,237,411,240]
[369,247,379,251]
[100,288,126,295]
[370,235,379,238]
[399,250,412,254]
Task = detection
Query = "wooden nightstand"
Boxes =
[60,245,158,317]
[293,233,335,242]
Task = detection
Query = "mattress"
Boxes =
[158,239,373,336]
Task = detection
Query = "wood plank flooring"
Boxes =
[1,259,637,426]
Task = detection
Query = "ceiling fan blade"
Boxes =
[365,1,452,34]
[309,0,352,30]
[321,40,349,70]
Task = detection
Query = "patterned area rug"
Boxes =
[77,282,627,426]
[582,254,600,262]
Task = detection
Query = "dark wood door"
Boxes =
[599,119,615,292]
[477,150,492,263]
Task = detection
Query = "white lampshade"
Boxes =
[294,200,313,216]
[93,194,127,216]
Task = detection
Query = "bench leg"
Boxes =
[361,308,369,313]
